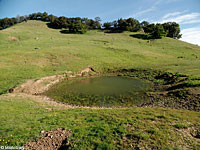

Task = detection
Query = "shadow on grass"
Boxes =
[167,83,200,91]
[104,30,124,33]
[130,34,155,40]
[60,30,84,34]
[46,23,60,29]
[46,23,86,34]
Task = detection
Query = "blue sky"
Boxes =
[0,0,200,45]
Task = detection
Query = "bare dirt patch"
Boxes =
[175,127,200,149]
[24,128,72,150]
[8,36,19,41]
[9,67,106,109]
[12,75,66,95]
[12,67,95,95]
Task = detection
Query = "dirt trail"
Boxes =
[8,67,113,109]
[8,93,116,110]
[8,36,19,40]
[12,67,94,95]
[12,74,66,95]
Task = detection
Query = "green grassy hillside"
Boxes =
[0,21,200,149]
[0,20,200,94]
[0,96,200,149]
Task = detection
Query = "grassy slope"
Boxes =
[0,20,200,94]
[0,21,200,149]
[0,96,200,149]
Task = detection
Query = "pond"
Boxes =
[45,76,152,107]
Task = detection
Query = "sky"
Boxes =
[0,0,200,45]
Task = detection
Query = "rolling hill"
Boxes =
[0,20,200,149]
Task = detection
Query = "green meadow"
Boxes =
[0,20,200,94]
[0,20,200,149]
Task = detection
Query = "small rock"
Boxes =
[41,130,45,134]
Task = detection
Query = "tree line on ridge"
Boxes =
[0,12,182,39]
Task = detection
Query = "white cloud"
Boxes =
[158,12,200,24]
[163,12,183,19]
[180,27,200,45]
[182,19,200,24]
[165,0,182,3]
[134,7,156,17]
[129,0,161,18]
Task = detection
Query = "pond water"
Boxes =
[45,76,151,107]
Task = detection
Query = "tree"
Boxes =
[36,12,42,20]
[143,24,155,33]
[162,22,182,39]
[48,14,56,23]
[140,21,149,28]
[42,12,48,21]
[117,18,127,31]
[29,13,37,20]
[51,18,61,28]
[95,17,101,23]
[103,22,112,30]
[68,20,88,34]
[0,12,183,39]
[84,19,100,30]
[16,15,20,23]
[82,18,94,29]
[126,18,141,32]
[112,20,117,29]
[58,16,68,28]
[19,16,25,22]
[0,18,10,28]
[15,15,24,23]
[94,17,101,29]
[151,24,167,39]
[84,17,101,29]
[11,18,17,25]
[24,15,28,21]
[115,18,141,32]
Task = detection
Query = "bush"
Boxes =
[69,20,88,34]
